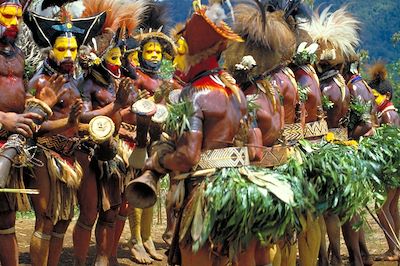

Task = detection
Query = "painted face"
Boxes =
[0,3,21,27]
[105,47,122,67]
[372,89,387,106]
[53,36,78,62]
[142,40,162,63]
[0,3,22,41]
[128,50,139,67]
[173,37,188,72]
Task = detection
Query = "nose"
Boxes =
[10,16,18,26]
[115,57,122,66]
[66,49,72,58]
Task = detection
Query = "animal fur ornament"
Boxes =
[223,0,297,76]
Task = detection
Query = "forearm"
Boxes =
[37,118,75,135]
[80,102,121,123]
[162,131,203,173]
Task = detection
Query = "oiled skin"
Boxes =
[292,65,323,123]
[243,82,284,147]
[73,72,124,265]
[27,65,81,266]
[163,82,247,173]
[0,45,26,266]
[345,76,378,139]
[320,77,351,128]
[271,68,299,124]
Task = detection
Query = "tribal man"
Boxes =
[0,0,68,265]
[23,8,105,265]
[72,0,144,264]
[369,63,400,261]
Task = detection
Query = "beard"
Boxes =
[0,26,18,45]
[57,59,75,74]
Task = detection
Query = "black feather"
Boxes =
[253,0,267,31]
[140,0,170,33]
[41,0,77,10]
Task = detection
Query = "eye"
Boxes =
[57,48,66,52]
[3,14,13,19]
[112,57,118,60]
[70,48,77,52]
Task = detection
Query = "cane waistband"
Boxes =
[193,147,249,171]
[304,119,329,139]
[328,127,348,141]
[282,123,304,141]
[37,135,81,156]
[251,145,290,168]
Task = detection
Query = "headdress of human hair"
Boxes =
[81,0,146,57]
[223,0,296,76]
[300,6,360,66]
[368,62,393,97]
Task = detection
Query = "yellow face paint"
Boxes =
[372,89,387,106]
[173,37,188,72]
[0,4,22,27]
[128,50,140,67]
[52,36,78,62]
[142,41,162,63]
[105,47,122,67]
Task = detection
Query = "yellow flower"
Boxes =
[341,140,359,149]
[325,132,335,142]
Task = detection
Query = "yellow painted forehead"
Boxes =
[54,36,78,47]
[0,4,22,16]
[143,41,162,50]
[107,47,122,57]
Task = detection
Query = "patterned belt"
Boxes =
[328,127,348,141]
[304,119,329,139]
[282,123,304,141]
[37,135,81,156]
[251,145,290,168]
[193,147,250,171]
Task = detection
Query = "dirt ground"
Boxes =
[12,210,400,266]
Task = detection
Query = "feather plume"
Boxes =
[233,1,295,53]
[224,0,295,74]
[82,0,146,35]
[369,62,388,82]
[300,6,360,62]
[140,0,170,33]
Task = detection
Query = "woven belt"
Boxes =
[328,127,348,141]
[193,147,250,171]
[37,135,80,156]
[304,119,328,138]
[252,145,290,168]
[282,123,304,141]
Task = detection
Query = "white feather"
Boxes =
[66,1,85,18]
[300,6,360,59]
[205,3,227,26]
[297,42,307,53]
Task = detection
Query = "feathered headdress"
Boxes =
[300,6,360,67]
[223,0,296,76]
[139,0,170,33]
[368,62,393,96]
[81,0,146,56]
